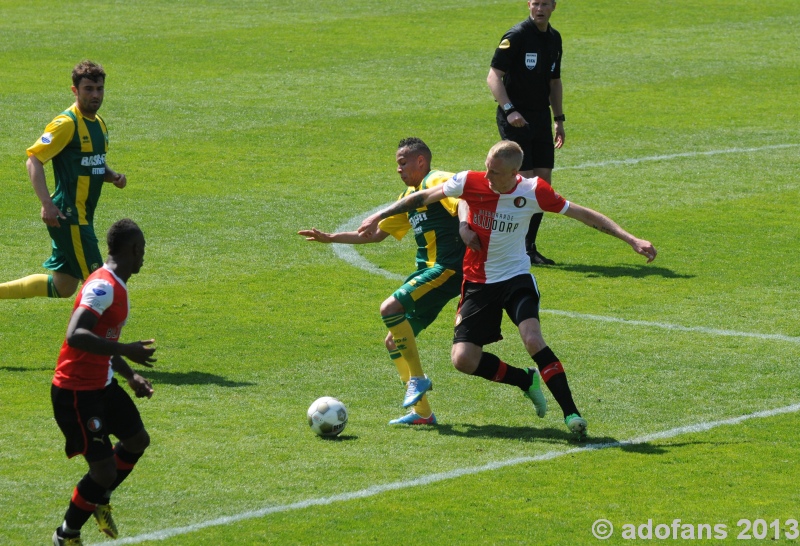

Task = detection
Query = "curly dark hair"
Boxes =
[106,219,142,255]
[397,137,432,163]
[72,60,106,87]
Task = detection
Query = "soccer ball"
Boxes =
[307,396,348,437]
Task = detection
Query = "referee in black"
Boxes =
[487,0,564,265]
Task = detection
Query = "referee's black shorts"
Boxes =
[496,107,554,172]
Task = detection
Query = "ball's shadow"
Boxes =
[316,434,358,441]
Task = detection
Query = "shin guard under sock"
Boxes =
[64,474,106,532]
[107,442,144,494]
[533,346,579,417]
[473,352,530,390]
[382,313,424,377]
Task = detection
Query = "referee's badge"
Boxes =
[525,53,538,69]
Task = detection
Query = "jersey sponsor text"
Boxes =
[472,210,520,234]
[81,153,106,167]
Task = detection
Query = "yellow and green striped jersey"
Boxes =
[378,170,466,271]
[27,104,109,225]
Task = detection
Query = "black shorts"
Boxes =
[51,378,144,462]
[453,274,541,346]
[496,107,554,171]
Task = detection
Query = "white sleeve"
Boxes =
[441,171,467,198]
[79,279,114,315]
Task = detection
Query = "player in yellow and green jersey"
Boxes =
[1,60,128,301]
[298,138,465,424]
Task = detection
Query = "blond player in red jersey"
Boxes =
[51,219,155,546]
[360,141,656,439]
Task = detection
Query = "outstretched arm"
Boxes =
[358,186,445,237]
[298,227,390,244]
[564,203,657,263]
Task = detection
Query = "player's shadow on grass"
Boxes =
[552,263,693,280]
[618,442,670,455]
[0,365,53,373]
[0,366,255,388]
[430,424,679,453]
[430,424,725,456]
[617,441,733,455]
[145,370,255,388]
[430,423,594,444]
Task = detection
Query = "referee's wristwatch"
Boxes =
[502,102,517,119]
[553,114,565,122]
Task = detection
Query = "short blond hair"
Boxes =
[488,140,524,171]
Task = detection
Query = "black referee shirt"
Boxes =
[490,18,562,113]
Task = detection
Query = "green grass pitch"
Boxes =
[1,0,799,544]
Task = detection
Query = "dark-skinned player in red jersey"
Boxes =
[51,219,156,546]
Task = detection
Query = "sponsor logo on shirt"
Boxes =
[41,132,53,144]
[81,153,106,167]
[472,210,520,233]
[92,288,107,296]
[409,212,428,234]
[498,38,511,50]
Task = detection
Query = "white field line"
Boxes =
[110,402,800,544]
[553,143,800,171]
[331,204,406,281]
[543,309,800,344]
